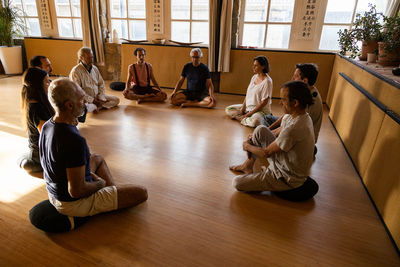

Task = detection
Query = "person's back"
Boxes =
[307,86,323,143]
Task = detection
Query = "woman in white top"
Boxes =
[225,55,273,127]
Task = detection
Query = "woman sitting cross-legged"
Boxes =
[19,68,54,175]
[225,55,273,127]
[123,47,167,103]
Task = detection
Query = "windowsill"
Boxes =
[121,40,208,48]
[23,36,83,41]
[340,55,400,89]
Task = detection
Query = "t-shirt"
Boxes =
[307,86,323,143]
[27,102,53,153]
[128,62,153,87]
[39,119,92,202]
[181,62,211,93]
[267,113,314,186]
[245,74,273,113]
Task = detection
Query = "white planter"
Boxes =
[0,46,23,74]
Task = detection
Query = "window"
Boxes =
[110,0,146,40]
[240,0,295,49]
[171,0,209,44]
[319,0,388,50]
[11,0,41,36]
[54,0,82,38]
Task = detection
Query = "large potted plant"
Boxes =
[338,4,382,60]
[0,0,25,74]
[377,13,400,66]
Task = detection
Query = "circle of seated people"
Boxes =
[274,177,319,202]
[29,200,89,232]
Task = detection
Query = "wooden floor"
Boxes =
[0,75,399,266]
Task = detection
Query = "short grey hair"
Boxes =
[78,47,92,59]
[48,78,80,112]
[190,48,203,57]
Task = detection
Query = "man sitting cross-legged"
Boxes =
[170,48,216,108]
[230,80,315,192]
[39,78,147,217]
[123,47,167,103]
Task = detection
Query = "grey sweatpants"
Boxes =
[232,125,295,192]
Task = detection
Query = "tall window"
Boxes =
[110,0,146,40]
[240,0,295,49]
[171,0,209,44]
[319,0,387,50]
[54,0,82,38]
[11,0,41,36]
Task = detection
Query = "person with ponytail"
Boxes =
[19,67,54,174]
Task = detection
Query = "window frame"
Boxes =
[53,0,82,38]
[11,0,41,36]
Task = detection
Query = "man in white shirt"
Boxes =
[70,47,119,113]
[230,80,315,192]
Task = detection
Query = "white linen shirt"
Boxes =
[245,74,273,112]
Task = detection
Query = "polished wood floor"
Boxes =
[0,75,399,266]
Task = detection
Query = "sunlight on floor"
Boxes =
[0,131,44,203]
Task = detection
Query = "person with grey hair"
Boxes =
[69,47,120,113]
[39,78,147,218]
[170,48,216,108]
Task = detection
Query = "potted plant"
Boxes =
[377,13,400,66]
[338,4,382,60]
[0,0,26,74]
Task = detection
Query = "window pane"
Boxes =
[58,18,74,37]
[171,21,190,42]
[269,0,294,22]
[73,18,82,38]
[71,0,81,17]
[324,0,356,23]
[129,20,146,40]
[26,18,41,36]
[25,0,38,16]
[11,0,26,17]
[192,22,208,43]
[244,0,268,22]
[265,24,290,48]
[111,19,128,39]
[171,0,190,20]
[128,0,146,19]
[319,25,348,50]
[242,23,265,47]
[356,0,386,14]
[55,0,71,17]
[111,0,127,18]
[192,0,208,20]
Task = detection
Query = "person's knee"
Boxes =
[232,177,246,191]
[171,93,184,105]
[90,153,104,167]
[136,186,148,202]
[160,91,167,101]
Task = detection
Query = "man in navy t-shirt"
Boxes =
[39,78,147,217]
[170,48,216,108]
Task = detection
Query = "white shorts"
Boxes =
[49,186,118,217]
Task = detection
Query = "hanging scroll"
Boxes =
[297,0,320,40]
[38,0,53,30]
[150,0,163,34]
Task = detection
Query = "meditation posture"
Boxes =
[30,55,53,75]
[225,55,273,127]
[39,78,147,217]
[70,47,120,113]
[170,48,216,108]
[19,68,54,174]
[230,81,315,192]
[123,47,167,103]
[265,63,323,145]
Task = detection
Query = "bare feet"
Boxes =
[229,163,253,174]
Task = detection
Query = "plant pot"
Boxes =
[359,40,378,61]
[377,42,400,66]
[0,46,23,74]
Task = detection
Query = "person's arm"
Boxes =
[66,165,106,199]
[244,97,269,117]
[243,139,282,158]
[239,98,247,115]
[149,65,161,91]
[269,115,284,130]
[206,78,215,104]
[272,126,282,137]
[96,68,107,101]
[124,65,133,92]
[172,76,185,95]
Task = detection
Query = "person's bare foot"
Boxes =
[229,163,253,174]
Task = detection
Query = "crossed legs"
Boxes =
[170,92,216,108]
